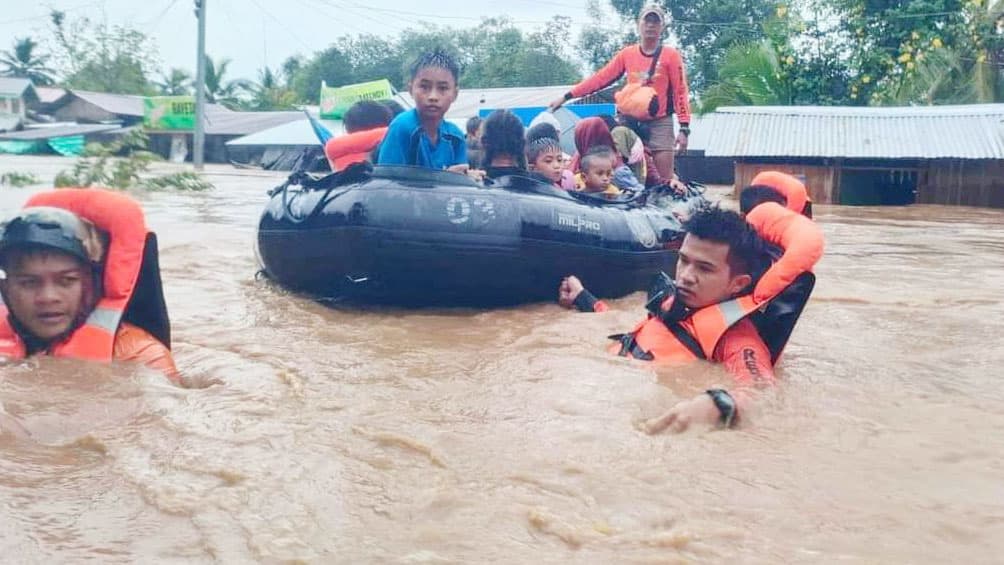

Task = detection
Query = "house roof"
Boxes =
[0,77,35,98]
[691,104,1004,159]
[0,123,123,141]
[202,109,303,136]
[35,87,68,105]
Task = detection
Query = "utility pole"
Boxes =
[193,0,207,170]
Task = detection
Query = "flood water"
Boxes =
[1,155,1002,563]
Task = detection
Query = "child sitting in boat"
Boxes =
[377,49,468,173]
[526,121,576,189]
[323,100,392,171]
[481,109,527,179]
[526,137,564,186]
[575,146,622,198]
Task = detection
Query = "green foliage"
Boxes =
[700,40,791,112]
[49,10,157,95]
[0,37,55,85]
[246,67,298,111]
[203,56,252,109]
[0,171,41,187]
[608,0,776,91]
[139,172,214,191]
[577,0,634,72]
[286,16,582,103]
[54,129,213,191]
[156,68,193,96]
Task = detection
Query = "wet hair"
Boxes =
[580,145,615,172]
[466,116,482,136]
[683,205,771,278]
[597,114,618,130]
[409,48,460,83]
[526,137,562,164]
[526,122,560,144]
[342,100,392,134]
[378,99,406,117]
[482,109,526,168]
[739,185,787,215]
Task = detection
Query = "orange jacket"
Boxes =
[570,45,691,124]
[746,201,824,303]
[0,189,178,381]
[612,202,823,383]
[324,127,387,171]
[113,322,180,383]
[751,171,812,217]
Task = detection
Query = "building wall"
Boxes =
[0,96,26,118]
[734,161,838,204]
[918,159,1004,208]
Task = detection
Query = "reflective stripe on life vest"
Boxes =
[613,201,823,363]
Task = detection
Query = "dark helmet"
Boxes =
[0,207,104,267]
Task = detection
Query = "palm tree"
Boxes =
[247,67,297,111]
[156,68,192,96]
[0,37,56,85]
[698,40,792,113]
[202,56,251,109]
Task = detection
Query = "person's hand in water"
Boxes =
[558,276,585,309]
[643,393,721,434]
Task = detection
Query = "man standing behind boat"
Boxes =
[550,4,691,182]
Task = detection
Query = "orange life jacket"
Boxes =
[324,127,388,171]
[751,171,812,218]
[612,202,823,364]
[0,189,149,362]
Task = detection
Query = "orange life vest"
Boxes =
[612,202,823,363]
[324,127,388,171]
[0,189,148,362]
[751,171,812,217]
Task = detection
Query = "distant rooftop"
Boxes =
[0,77,35,98]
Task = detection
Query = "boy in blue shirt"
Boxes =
[378,49,468,172]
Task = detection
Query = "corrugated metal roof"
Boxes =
[69,90,146,116]
[35,87,68,104]
[0,78,33,97]
[0,123,122,140]
[693,104,1004,159]
[225,118,344,146]
[202,110,303,136]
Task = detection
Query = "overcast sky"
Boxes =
[1,0,626,83]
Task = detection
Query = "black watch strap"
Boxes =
[573,289,600,312]
[706,388,738,428]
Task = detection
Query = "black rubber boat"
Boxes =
[256,165,694,307]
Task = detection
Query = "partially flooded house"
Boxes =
[692,105,1004,208]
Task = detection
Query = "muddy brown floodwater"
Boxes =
[1,155,1002,563]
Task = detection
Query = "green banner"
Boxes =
[319,79,394,119]
[144,96,196,130]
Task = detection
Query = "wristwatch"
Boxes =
[678,124,691,136]
[706,388,737,428]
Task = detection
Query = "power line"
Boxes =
[0,2,104,26]
[245,0,316,52]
